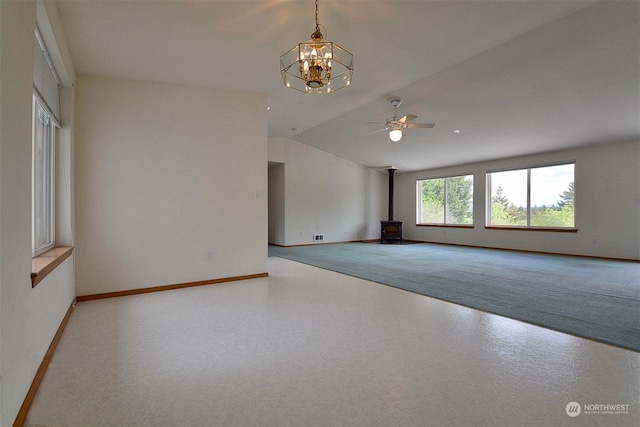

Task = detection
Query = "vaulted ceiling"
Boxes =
[56,0,639,171]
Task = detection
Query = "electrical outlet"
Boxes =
[313,234,324,242]
[206,251,213,261]
[592,238,597,245]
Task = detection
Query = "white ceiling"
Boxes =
[56,0,639,172]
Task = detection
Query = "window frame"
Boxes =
[486,161,576,231]
[416,174,474,227]
[32,94,56,256]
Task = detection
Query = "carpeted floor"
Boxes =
[269,242,640,352]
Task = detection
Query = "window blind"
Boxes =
[33,27,61,125]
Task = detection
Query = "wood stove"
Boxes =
[381,220,403,244]
[381,168,403,244]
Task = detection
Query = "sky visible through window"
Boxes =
[490,164,574,208]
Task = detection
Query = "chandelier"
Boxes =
[280,0,353,94]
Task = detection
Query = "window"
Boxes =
[417,174,473,225]
[32,27,60,256]
[32,96,56,255]
[487,163,575,228]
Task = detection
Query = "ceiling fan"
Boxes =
[368,98,435,142]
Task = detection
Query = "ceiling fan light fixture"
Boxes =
[280,0,353,94]
[389,129,403,142]
[368,98,435,142]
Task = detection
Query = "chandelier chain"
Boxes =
[315,0,319,31]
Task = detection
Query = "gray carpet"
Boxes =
[269,242,640,352]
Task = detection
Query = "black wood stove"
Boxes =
[381,168,403,244]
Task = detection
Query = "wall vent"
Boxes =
[313,234,324,242]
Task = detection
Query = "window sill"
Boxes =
[485,226,578,233]
[31,246,74,288]
[416,224,474,228]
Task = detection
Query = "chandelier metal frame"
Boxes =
[280,0,353,94]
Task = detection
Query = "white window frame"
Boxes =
[32,95,56,256]
[486,162,575,229]
[416,174,474,226]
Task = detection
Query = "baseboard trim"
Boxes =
[13,301,76,427]
[76,272,269,302]
[274,240,638,262]
[405,239,639,263]
[269,239,371,248]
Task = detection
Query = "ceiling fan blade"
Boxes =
[399,114,417,123]
[406,123,435,129]
[367,128,388,135]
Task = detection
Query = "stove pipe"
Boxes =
[387,168,396,221]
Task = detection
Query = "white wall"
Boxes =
[395,140,640,260]
[75,76,267,296]
[268,138,386,246]
[0,1,76,424]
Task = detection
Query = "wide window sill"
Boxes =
[416,224,474,228]
[32,246,74,288]
[485,226,578,233]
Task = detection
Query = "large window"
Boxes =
[32,96,56,255]
[417,175,473,225]
[32,27,60,256]
[487,163,575,228]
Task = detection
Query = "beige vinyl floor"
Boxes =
[27,257,639,426]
